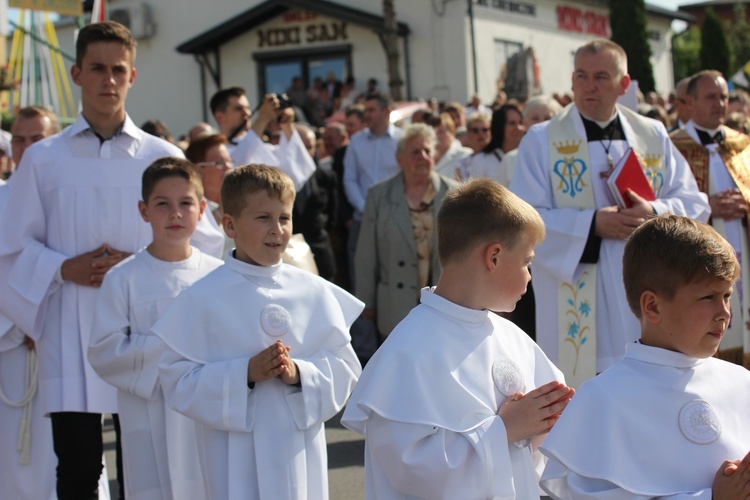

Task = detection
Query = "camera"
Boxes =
[277,93,293,109]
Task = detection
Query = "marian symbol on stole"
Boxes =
[552,140,588,198]
[641,153,664,196]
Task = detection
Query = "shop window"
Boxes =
[494,38,523,94]
[255,45,352,102]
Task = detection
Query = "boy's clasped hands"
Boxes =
[713,451,750,500]
[497,380,575,444]
[247,340,300,386]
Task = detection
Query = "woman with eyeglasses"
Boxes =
[456,104,526,186]
[186,134,234,257]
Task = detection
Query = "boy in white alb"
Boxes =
[88,158,223,499]
[152,164,363,499]
[540,215,750,499]
[342,179,575,499]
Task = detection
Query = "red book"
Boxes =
[606,148,656,208]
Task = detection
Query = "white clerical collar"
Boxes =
[420,287,490,325]
[626,341,705,368]
[692,122,722,137]
[579,111,617,129]
[225,251,282,278]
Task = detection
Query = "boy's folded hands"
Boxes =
[247,340,300,386]
[497,380,575,444]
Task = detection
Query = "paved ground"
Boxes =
[104,409,365,500]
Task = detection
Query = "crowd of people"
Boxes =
[0,19,749,500]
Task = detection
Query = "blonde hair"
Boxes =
[437,178,545,264]
[221,164,295,216]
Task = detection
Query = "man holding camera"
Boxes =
[209,88,314,190]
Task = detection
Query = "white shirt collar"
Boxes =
[69,113,141,141]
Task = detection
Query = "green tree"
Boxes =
[609,0,655,93]
[700,7,732,76]
[672,27,702,82]
[725,4,750,79]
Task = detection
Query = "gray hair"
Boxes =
[575,39,628,79]
[396,123,436,156]
[522,96,562,119]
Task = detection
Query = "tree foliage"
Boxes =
[609,0,656,93]
[700,7,732,76]
[673,27,702,83]
[725,4,750,78]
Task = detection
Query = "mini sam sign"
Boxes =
[258,22,348,48]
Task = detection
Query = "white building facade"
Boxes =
[47,0,690,135]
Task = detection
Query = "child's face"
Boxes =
[222,190,292,266]
[71,42,136,121]
[139,177,204,247]
[649,278,733,358]
[490,236,535,312]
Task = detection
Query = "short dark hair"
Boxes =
[141,157,204,203]
[623,215,738,318]
[185,134,228,164]
[365,91,394,110]
[141,119,172,142]
[210,87,246,115]
[75,21,136,67]
[221,164,295,216]
[345,104,365,121]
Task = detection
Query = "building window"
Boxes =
[255,45,352,100]
[494,39,523,94]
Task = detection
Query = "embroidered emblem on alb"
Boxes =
[261,304,291,337]
[678,400,721,445]
[492,358,526,397]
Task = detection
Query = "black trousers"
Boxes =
[50,412,124,500]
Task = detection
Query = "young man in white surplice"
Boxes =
[0,21,224,499]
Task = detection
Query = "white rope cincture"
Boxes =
[0,346,38,465]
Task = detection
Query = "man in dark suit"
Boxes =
[294,124,339,281]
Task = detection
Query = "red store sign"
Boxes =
[556,5,609,37]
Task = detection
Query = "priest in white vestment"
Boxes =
[509,40,709,386]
